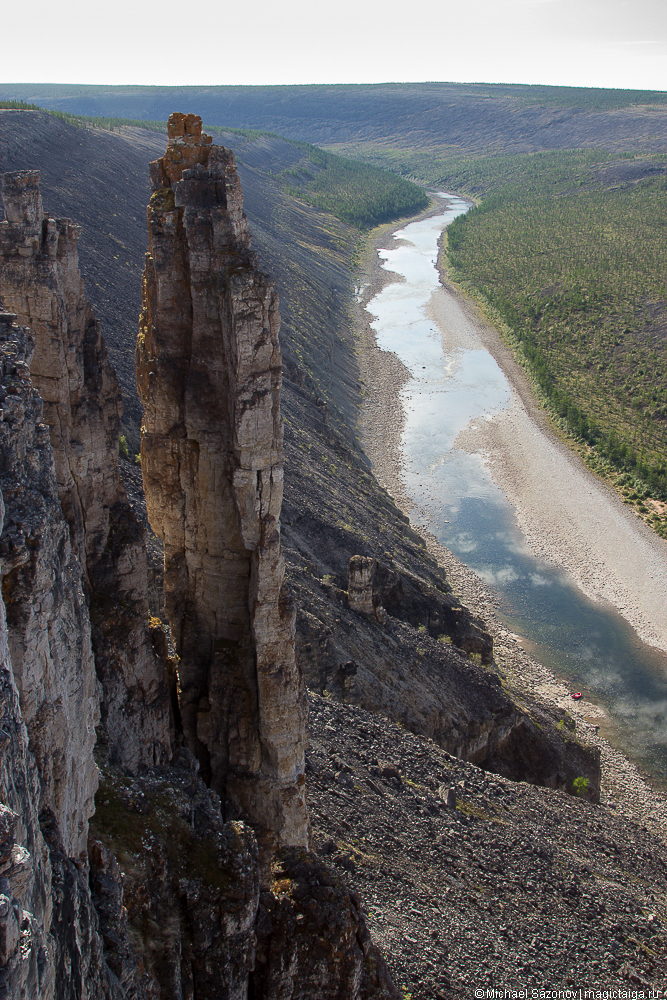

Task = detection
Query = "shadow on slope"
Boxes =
[0,109,599,796]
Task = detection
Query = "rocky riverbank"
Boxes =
[354,196,667,834]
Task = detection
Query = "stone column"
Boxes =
[137,114,308,847]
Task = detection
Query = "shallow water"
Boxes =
[367,194,667,783]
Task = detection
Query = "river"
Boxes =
[365,193,667,784]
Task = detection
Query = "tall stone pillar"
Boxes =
[137,113,308,847]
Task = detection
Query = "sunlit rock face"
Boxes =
[0,171,173,773]
[137,113,308,848]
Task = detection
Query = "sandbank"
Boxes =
[354,195,667,836]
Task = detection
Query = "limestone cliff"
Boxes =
[0,311,97,862]
[137,113,308,847]
[0,135,396,1000]
[0,171,172,773]
[0,312,122,999]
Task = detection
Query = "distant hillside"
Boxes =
[2,81,667,154]
[0,102,428,231]
[0,110,425,445]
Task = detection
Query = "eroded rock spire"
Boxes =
[137,113,308,847]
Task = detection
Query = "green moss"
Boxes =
[90,771,233,893]
[456,799,489,821]
[149,187,176,212]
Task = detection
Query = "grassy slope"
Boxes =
[0,102,428,232]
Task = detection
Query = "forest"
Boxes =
[436,150,667,529]
[274,143,429,228]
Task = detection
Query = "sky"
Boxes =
[2,0,666,92]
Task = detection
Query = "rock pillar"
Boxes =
[348,555,377,615]
[137,113,308,847]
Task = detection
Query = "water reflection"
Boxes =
[367,194,667,782]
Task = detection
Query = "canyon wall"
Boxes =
[0,171,172,772]
[0,138,395,998]
[137,113,308,847]
[0,171,174,997]
[0,309,98,861]
[0,312,125,1000]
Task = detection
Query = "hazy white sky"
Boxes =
[3,0,666,91]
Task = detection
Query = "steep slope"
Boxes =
[0,110,601,794]
[307,694,667,998]
[0,166,397,997]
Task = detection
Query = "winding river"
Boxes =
[366,194,667,783]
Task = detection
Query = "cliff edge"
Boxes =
[0,171,172,773]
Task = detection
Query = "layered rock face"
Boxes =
[0,171,172,772]
[0,312,97,860]
[0,313,118,1000]
[0,498,53,1000]
[137,113,308,846]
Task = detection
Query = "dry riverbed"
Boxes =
[354,198,667,835]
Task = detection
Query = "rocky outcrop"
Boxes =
[0,313,120,1000]
[0,171,172,773]
[371,559,494,664]
[348,556,380,617]
[346,553,493,659]
[0,614,52,1000]
[88,747,396,1000]
[90,751,260,999]
[137,113,307,847]
[254,849,397,999]
[0,312,97,860]
[296,557,600,798]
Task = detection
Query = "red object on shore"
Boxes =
[571,692,583,700]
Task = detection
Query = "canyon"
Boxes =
[0,107,665,997]
[0,116,395,998]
